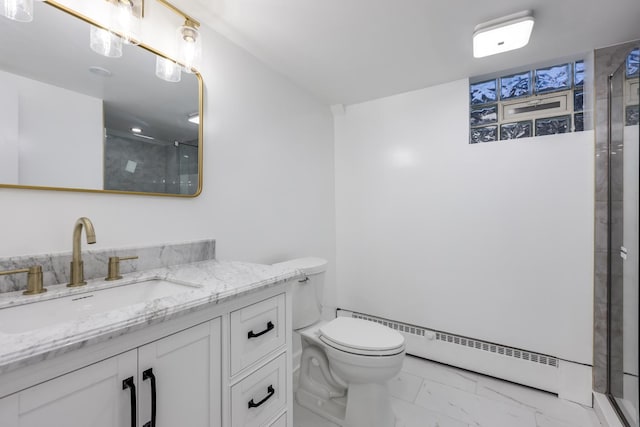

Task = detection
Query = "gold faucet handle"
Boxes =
[106,256,139,281]
[0,266,46,295]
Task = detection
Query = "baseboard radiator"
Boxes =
[337,309,561,394]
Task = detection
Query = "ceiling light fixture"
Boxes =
[131,127,143,133]
[1,0,34,22]
[473,10,534,58]
[90,25,123,57]
[155,0,202,73]
[112,0,142,45]
[177,20,201,73]
[187,112,199,125]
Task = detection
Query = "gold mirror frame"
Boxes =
[0,0,204,198]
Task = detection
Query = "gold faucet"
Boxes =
[67,217,96,287]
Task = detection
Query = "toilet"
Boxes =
[273,257,405,427]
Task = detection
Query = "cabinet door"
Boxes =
[138,318,221,427]
[0,350,137,427]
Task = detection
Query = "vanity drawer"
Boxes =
[230,294,286,375]
[231,353,287,427]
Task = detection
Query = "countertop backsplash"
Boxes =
[0,239,216,294]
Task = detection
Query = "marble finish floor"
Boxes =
[293,355,602,427]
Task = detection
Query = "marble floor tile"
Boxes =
[475,375,598,426]
[293,401,339,427]
[293,355,602,427]
[389,371,424,403]
[401,355,478,393]
[391,397,469,427]
[414,378,537,427]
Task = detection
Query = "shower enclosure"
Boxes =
[595,42,639,427]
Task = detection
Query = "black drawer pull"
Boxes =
[122,377,136,427]
[247,321,275,339]
[248,385,275,409]
[143,368,157,427]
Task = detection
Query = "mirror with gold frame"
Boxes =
[0,0,203,197]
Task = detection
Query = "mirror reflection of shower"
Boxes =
[104,129,199,195]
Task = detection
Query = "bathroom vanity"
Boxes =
[0,257,299,427]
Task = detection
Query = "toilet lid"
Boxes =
[319,317,405,355]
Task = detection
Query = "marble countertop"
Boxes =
[0,259,302,375]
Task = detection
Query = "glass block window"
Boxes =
[575,113,584,132]
[500,121,532,140]
[501,72,531,100]
[469,59,585,144]
[626,48,639,78]
[627,105,639,126]
[536,115,571,136]
[470,126,498,144]
[470,104,497,126]
[624,49,639,127]
[574,61,585,87]
[470,79,497,105]
[574,89,583,112]
[535,64,571,94]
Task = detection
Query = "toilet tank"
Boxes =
[272,257,328,329]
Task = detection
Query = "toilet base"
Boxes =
[296,387,346,425]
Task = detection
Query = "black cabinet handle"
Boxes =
[248,385,275,409]
[247,321,275,339]
[122,377,136,427]
[142,368,157,427]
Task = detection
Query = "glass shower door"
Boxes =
[608,47,639,427]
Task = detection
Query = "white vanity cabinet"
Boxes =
[137,319,221,427]
[0,350,137,427]
[0,283,293,427]
[228,293,289,426]
[0,319,221,427]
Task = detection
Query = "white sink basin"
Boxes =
[0,278,200,334]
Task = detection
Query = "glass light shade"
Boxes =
[177,24,201,73]
[113,0,141,45]
[90,25,123,58]
[473,11,534,58]
[155,56,182,82]
[1,0,33,22]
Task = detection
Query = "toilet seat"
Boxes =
[319,317,405,356]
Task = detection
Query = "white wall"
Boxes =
[334,79,594,365]
[0,71,104,189]
[0,81,18,183]
[0,1,336,308]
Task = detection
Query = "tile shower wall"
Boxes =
[104,134,198,195]
[0,240,215,294]
[592,40,640,393]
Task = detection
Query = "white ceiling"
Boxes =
[174,0,640,105]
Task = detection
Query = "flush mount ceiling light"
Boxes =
[473,10,534,58]
[187,112,199,124]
